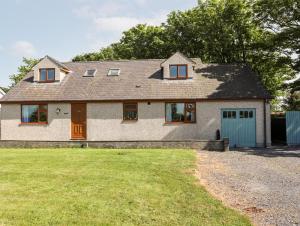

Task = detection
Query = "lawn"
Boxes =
[0,149,251,226]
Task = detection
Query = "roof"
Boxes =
[0,58,271,103]
[0,88,5,97]
[43,55,70,72]
[161,52,196,65]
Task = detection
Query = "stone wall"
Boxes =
[0,140,225,151]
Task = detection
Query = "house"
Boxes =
[0,52,272,148]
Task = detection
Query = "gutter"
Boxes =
[263,99,267,148]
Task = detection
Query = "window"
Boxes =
[84,69,97,77]
[108,68,121,76]
[240,110,254,118]
[39,69,55,82]
[123,103,138,121]
[169,65,188,79]
[223,111,236,119]
[166,103,196,123]
[21,104,48,124]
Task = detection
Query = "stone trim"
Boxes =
[0,140,226,151]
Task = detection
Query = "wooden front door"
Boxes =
[71,103,87,140]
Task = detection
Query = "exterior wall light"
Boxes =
[56,108,61,115]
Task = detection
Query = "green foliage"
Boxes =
[0,149,251,226]
[9,58,39,88]
[73,24,168,61]
[0,86,9,93]
[285,80,300,110]
[112,24,169,59]
[254,0,299,68]
[254,0,299,108]
[71,0,297,108]
[165,0,258,63]
[73,46,118,61]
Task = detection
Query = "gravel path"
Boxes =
[196,147,300,226]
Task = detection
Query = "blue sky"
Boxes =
[0,0,196,87]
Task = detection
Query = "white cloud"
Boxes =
[93,17,141,32]
[134,0,147,6]
[93,13,167,33]
[73,2,124,18]
[72,2,168,50]
[11,41,37,57]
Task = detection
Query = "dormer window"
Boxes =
[108,68,120,76]
[170,65,188,79]
[39,68,55,82]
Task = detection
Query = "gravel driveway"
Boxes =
[196,147,300,226]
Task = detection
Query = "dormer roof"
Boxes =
[41,55,70,72]
[161,52,196,66]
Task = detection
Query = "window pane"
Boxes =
[166,103,185,122]
[108,69,120,76]
[40,69,47,81]
[39,104,47,111]
[249,111,253,118]
[232,111,236,118]
[22,105,38,123]
[178,65,187,77]
[124,103,138,120]
[47,69,55,80]
[186,111,196,122]
[170,66,178,78]
[186,103,195,111]
[124,111,137,120]
[39,112,47,122]
[39,105,48,122]
[223,111,227,118]
[240,111,244,118]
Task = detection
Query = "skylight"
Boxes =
[84,69,97,77]
[108,68,120,76]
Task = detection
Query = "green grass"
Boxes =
[0,149,251,226]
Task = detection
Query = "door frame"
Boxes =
[71,103,87,140]
[220,108,256,147]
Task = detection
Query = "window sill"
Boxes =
[121,120,138,124]
[168,78,189,80]
[38,81,56,83]
[164,122,196,125]
[19,123,48,126]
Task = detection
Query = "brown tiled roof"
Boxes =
[0,59,271,102]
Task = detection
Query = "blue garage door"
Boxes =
[286,111,300,145]
[221,109,256,147]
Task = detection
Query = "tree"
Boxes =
[73,46,118,62]
[286,80,300,110]
[112,24,169,59]
[71,0,296,106]
[254,0,300,108]
[166,0,258,63]
[73,24,168,61]
[9,58,39,88]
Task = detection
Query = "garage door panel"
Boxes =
[221,109,256,148]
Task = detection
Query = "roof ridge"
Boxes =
[63,59,165,64]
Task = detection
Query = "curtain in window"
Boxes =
[22,105,38,123]
[166,103,185,122]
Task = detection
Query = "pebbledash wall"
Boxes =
[0,100,271,147]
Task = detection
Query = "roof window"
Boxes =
[108,68,120,76]
[84,69,97,77]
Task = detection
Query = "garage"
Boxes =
[221,109,256,147]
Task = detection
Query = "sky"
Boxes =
[0,0,197,87]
